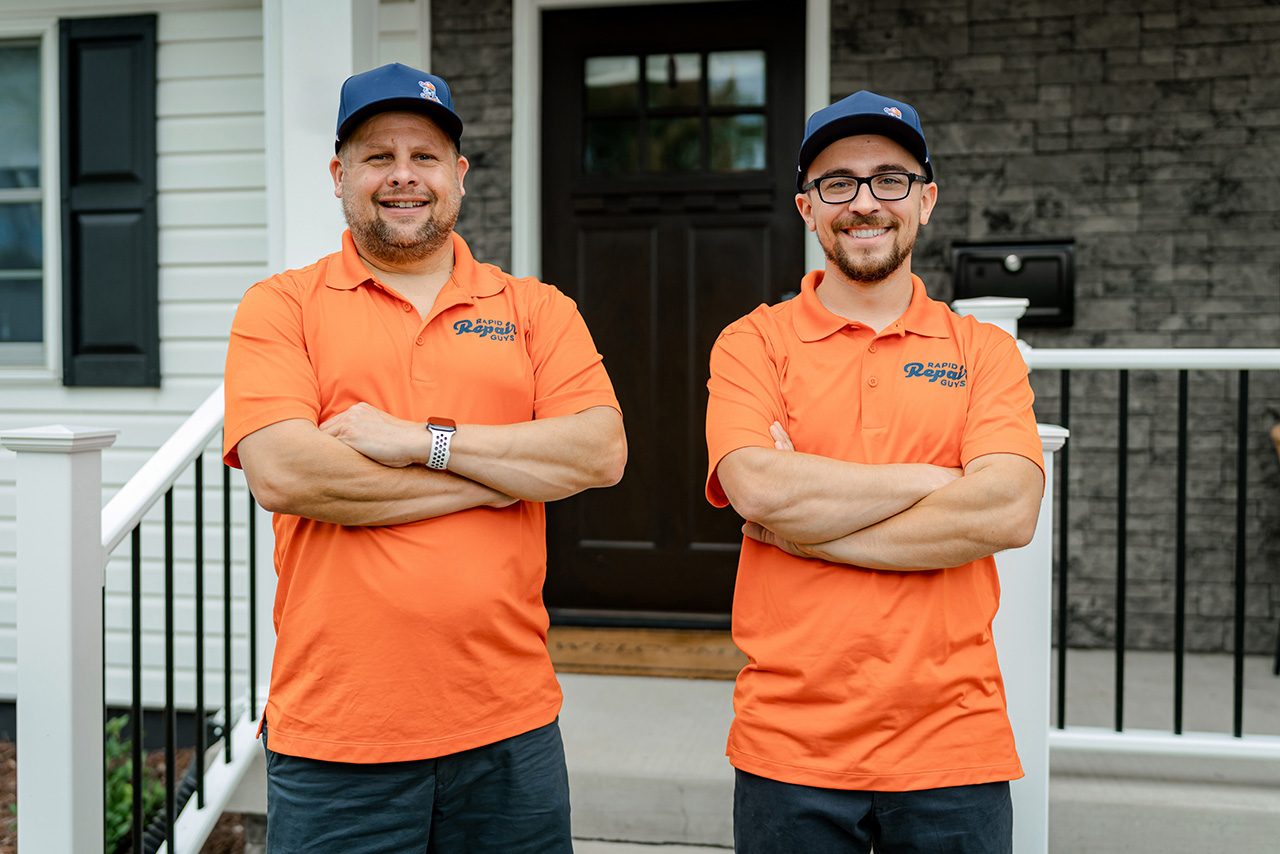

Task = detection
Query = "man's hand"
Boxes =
[320,402,431,468]
[742,521,811,558]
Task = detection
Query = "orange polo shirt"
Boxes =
[223,230,619,763]
[705,271,1043,791]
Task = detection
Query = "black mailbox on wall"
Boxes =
[951,240,1075,327]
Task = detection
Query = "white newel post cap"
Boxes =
[1037,423,1068,453]
[951,296,1030,341]
[1,425,118,454]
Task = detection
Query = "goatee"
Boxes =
[824,215,913,284]
[342,191,461,267]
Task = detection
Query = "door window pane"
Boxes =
[708,51,765,107]
[646,53,700,109]
[585,119,640,174]
[710,114,766,171]
[0,43,39,189]
[585,56,640,113]
[648,117,701,172]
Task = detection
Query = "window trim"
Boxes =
[0,17,61,381]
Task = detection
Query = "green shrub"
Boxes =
[103,715,165,853]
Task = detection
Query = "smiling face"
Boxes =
[796,134,937,287]
[330,111,469,269]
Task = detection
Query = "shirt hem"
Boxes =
[728,748,1024,792]
[264,699,562,764]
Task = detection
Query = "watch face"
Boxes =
[428,417,457,431]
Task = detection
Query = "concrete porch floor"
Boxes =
[560,650,1280,852]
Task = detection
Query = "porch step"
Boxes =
[560,673,735,848]
[559,659,1280,850]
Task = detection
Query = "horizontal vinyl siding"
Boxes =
[378,0,424,66]
[0,2,266,708]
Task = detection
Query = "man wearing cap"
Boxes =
[222,63,626,852]
[704,91,1045,852]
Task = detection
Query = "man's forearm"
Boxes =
[238,419,513,526]
[446,406,626,501]
[717,445,959,543]
[319,403,627,503]
[754,454,1043,569]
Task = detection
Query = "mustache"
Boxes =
[832,215,894,230]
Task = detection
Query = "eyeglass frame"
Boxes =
[799,171,931,204]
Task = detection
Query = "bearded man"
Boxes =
[223,63,626,853]
[704,91,1045,853]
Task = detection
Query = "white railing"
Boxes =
[955,297,1280,769]
[0,383,270,854]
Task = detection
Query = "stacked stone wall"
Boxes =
[832,0,1280,653]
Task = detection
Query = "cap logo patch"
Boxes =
[419,80,441,104]
[883,106,903,119]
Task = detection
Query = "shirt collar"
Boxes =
[791,270,952,342]
[325,230,506,299]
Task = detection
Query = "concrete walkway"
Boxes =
[560,650,1280,852]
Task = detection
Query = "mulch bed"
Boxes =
[0,741,248,854]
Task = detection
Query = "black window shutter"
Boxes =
[60,15,159,387]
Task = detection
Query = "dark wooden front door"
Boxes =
[541,1,805,624]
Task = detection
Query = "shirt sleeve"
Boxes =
[704,322,786,508]
[959,327,1045,476]
[222,280,321,468]
[525,284,620,420]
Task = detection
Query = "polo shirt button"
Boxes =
[402,302,413,312]
[868,343,878,353]
[415,336,424,345]
[868,377,879,388]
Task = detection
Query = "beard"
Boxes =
[342,186,461,267]
[822,214,916,284]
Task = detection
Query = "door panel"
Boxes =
[542,1,805,623]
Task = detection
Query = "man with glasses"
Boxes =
[223,64,625,852]
[704,91,1045,853]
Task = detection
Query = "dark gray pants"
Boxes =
[263,719,573,853]
[734,769,1012,854]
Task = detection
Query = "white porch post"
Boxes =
[264,0,358,271]
[993,424,1068,854]
[0,426,118,854]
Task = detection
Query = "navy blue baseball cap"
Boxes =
[796,90,932,191]
[335,63,463,152]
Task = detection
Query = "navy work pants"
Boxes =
[734,769,1012,854]
[263,719,573,853]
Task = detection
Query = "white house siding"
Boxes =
[0,1,267,710]
[378,0,428,67]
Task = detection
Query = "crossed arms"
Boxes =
[237,404,626,526]
[716,422,1043,571]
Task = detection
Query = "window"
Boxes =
[583,49,768,176]
[0,39,46,366]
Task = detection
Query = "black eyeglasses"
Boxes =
[800,172,930,204]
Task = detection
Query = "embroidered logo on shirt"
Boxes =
[903,361,966,388]
[453,318,517,342]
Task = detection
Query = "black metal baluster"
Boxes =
[1115,370,1129,732]
[131,526,144,854]
[224,462,233,763]
[195,455,206,807]
[1174,371,1188,734]
[1233,371,1249,738]
[1057,369,1070,729]
[164,488,176,850]
[249,489,258,720]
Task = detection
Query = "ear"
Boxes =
[918,182,938,226]
[795,192,816,232]
[330,155,345,200]
[455,153,470,198]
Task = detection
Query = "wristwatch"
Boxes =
[425,416,457,470]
